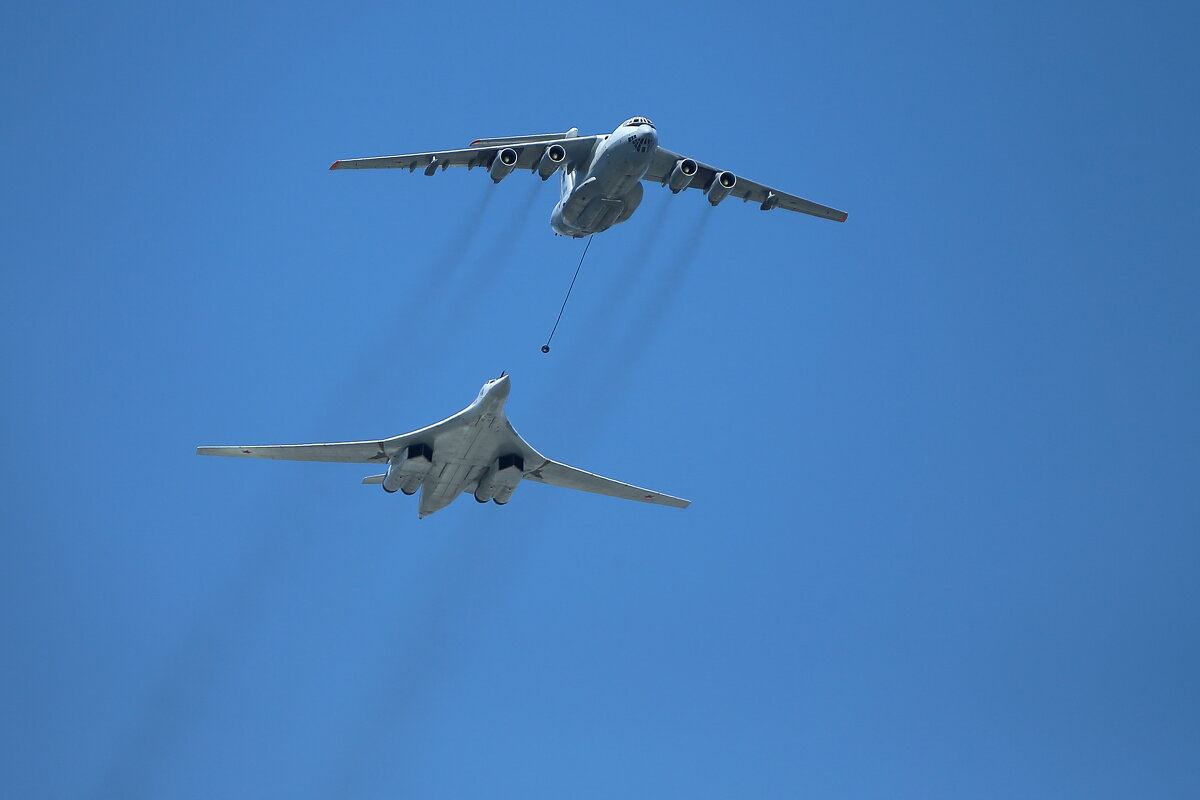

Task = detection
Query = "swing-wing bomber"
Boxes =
[197,375,689,518]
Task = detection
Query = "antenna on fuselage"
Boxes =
[541,235,594,354]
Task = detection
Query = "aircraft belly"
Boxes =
[560,139,650,235]
[577,198,624,233]
[418,415,507,516]
[418,462,474,516]
[593,139,650,195]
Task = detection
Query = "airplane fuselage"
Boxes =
[392,377,526,517]
[551,121,658,237]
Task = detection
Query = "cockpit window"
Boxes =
[622,117,655,129]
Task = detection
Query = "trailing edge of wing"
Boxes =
[196,441,389,464]
[524,459,690,509]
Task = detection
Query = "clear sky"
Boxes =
[2,1,1198,798]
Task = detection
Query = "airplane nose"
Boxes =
[494,374,511,397]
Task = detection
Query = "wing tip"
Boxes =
[197,446,256,456]
[328,160,341,170]
[647,493,691,509]
[838,211,848,222]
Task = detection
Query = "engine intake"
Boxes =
[488,148,519,183]
[706,171,737,206]
[667,158,698,193]
[536,144,567,180]
[382,442,433,495]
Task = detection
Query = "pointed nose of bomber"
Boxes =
[491,374,511,399]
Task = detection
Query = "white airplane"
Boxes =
[196,375,690,518]
[330,117,848,237]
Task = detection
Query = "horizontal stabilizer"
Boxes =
[361,474,385,485]
[470,128,578,148]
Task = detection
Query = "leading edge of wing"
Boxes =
[329,136,601,171]
[197,415,459,463]
[524,458,691,509]
[196,440,390,463]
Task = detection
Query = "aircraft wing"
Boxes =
[196,422,448,464]
[329,134,603,173]
[524,458,691,509]
[643,147,848,222]
[197,439,391,463]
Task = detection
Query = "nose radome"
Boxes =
[493,374,511,397]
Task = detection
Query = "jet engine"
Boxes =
[706,171,737,206]
[382,443,434,495]
[474,453,524,504]
[536,144,567,180]
[488,148,519,183]
[667,158,698,193]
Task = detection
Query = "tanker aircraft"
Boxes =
[330,117,848,238]
[197,375,690,519]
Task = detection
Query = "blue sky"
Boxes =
[2,1,1199,797]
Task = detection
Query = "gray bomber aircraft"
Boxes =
[330,116,847,237]
[197,375,690,518]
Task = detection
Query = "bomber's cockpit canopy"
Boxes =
[622,117,655,129]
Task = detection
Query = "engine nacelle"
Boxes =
[667,158,698,193]
[536,144,567,180]
[474,453,524,504]
[382,442,434,494]
[706,171,736,206]
[488,148,519,183]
